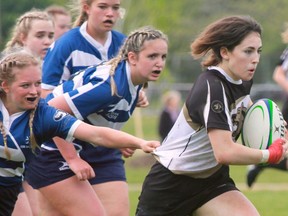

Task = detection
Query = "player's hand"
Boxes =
[120,147,136,158]
[140,140,160,153]
[267,138,287,164]
[67,156,95,181]
[136,89,149,108]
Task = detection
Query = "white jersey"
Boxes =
[153,66,252,178]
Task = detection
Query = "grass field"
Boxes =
[123,113,288,216]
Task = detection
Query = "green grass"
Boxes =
[123,114,288,216]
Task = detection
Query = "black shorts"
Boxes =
[136,162,237,216]
[0,183,21,216]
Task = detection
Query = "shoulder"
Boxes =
[54,27,82,45]
[111,30,126,41]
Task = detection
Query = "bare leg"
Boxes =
[193,190,260,216]
[12,191,33,216]
[39,176,106,216]
[92,181,129,216]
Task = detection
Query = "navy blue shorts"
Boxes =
[136,162,237,216]
[25,149,126,189]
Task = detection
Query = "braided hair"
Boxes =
[106,26,168,96]
[0,50,40,159]
[4,9,53,52]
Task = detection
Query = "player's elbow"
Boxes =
[214,152,231,165]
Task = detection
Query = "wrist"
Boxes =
[260,150,269,163]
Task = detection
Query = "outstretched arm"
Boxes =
[73,123,160,152]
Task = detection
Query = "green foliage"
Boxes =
[0,0,66,48]
[121,0,288,83]
[2,0,288,82]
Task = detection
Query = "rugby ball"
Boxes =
[241,98,285,150]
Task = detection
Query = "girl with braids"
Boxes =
[136,16,288,216]
[0,49,159,216]
[5,9,54,60]
[4,8,54,216]
[26,26,168,216]
[41,0,126,98]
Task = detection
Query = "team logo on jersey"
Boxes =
[211,100,224,113]
[58,161,70,171]
[54,110,68,121]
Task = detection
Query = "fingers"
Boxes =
[136,90,149,108]
[121,148,136,158]
[76,167,95,181]
[142,141,160,153]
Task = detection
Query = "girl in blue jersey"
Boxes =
[41,0,126,98]
[4,9,55,216]
[0,50,159,216]
[26,25,168,216]
[40,1,148,215]
[136,16,288,216]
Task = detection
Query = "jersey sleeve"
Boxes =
[42,39,73,89]
[186,74,232,131]
[34,101,81,143]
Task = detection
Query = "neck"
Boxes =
[86,24,109,45]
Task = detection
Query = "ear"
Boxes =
[1,81,10,94]
[127,52,138,66]
[19,33,27,45]
[83,3,90,16]
[220,47,229,60]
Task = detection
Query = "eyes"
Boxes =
[148,53,167,61]
[21,81,41,89]
[98,4,120,12]
[244,48,262,55]
[35,32,54,40]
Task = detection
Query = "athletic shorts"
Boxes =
[0,183,21,216]
[25,149,126,189]
[136,162,237,216]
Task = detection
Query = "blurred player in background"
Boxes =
[158,90,181,141]
[45,5,72,40]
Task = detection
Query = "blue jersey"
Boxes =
[0,99,81,186]
[42,21,126,90]
[44,61,142,163]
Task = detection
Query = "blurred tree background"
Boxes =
[1,0,288,84]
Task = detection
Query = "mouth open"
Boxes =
[104,20,114,25]
[27,97,37,102]
[152,70,161,75]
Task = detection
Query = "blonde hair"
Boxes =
[4,9,53,52]
[105,26,168,96]
[0,50,40,159]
